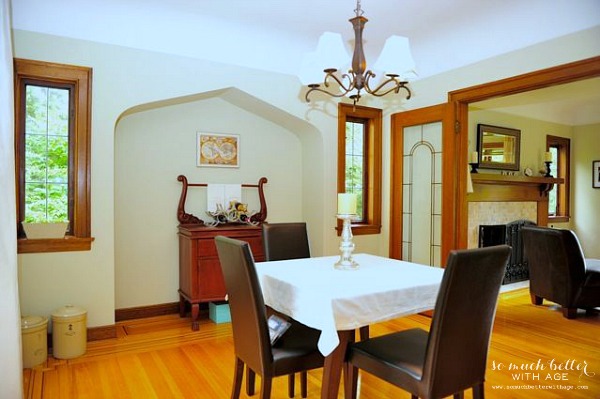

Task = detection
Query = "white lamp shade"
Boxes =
[315,32,350,70]
[373,35,417,80]
[299,32,351,85]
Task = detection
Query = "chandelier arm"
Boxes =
[305,85,352,102]
[323,70,355,92]
[364,73,412,99]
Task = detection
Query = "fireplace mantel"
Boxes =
[468,173,564,226]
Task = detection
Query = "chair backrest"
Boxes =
[423,245,511,398]
[262,222,310,261]
[215,236,273,374]
[522,226,587,304]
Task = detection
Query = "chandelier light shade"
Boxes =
[303,0,415,105]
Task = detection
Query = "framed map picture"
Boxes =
[197,133,240,168]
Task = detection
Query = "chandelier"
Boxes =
[302,0,416,105]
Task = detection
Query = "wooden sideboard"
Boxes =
[178,224,265,330]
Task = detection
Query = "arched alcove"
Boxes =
[114,87,324,309]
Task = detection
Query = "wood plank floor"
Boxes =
[23,288,599,398]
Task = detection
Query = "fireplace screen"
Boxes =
[479,220,536,284]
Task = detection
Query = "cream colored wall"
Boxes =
[114,96,304,308]
[13,26,600,328]
[572,124,600,258]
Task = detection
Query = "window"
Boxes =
[546,135,570,222]
[337,103,382,235]
[14,59,93,253]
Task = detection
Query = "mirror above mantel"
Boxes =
[477,124,520,171]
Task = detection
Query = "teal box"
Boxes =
[209,301,231,324]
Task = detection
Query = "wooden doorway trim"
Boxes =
[449,56,600,248]
[389,103,454,262]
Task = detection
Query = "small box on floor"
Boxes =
[209,301,231,324]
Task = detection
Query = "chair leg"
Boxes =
[473,382,485,399]
[246,368,256,396]
[562,307,577,319]
[300,371,308,398]
[231,358,244,399]
[358,326,369,341]
[453,391,464,399]
[344,362,358,399]
[530,293,543,305]
[260,376,272,399]
[288,373,295,398]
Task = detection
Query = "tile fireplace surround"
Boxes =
[467,173,563,249]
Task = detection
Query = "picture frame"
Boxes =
[477,124,521,171]
[197,133,240,168]
[593,160,600,189]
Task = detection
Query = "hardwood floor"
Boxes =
[23,288,599,398]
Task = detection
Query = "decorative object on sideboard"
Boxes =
[469,151,479,173]
[335,193,359,270]
[301,0,415,106]
[177,175,268,225]
[477,124,521,171]
[205,201,261,227]
[593,160,600,189]
[544,151,553,177]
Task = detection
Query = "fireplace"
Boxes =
[479,220,536,284]
[467,173,561,284]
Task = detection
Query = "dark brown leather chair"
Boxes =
[345,245,511,399]
[262,222,311,262]
[260,222,314,397]
[522,226,600,319]
[215,236,324,399]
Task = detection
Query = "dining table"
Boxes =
[255,252,445,399]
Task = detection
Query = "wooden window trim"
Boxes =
[337,103,382,236]
[547,135,570,222]
[14,59,93,253]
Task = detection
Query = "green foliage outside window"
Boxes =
[345,121,365,219]
[24,85,70,223]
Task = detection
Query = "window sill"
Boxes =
[17,236,95,254]
[336,223,381,236]
[548,216,570,223]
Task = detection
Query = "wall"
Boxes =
[115,94,304,308]
[572,123,600,258]
[13,26,600,329]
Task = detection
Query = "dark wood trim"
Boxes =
[115,302,180,322]
[390,104,451,262]
[14,58,93,253]
[468,174,563,227]
[87,325,117,341]
[337,103,382,236]
[449,56,600,249]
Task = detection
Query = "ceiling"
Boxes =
[11,0,600,125]
[472,77,600,126]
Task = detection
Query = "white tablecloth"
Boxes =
[255,253,445,356]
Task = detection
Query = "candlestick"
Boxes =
[470,151,479,164]
[544,161,552,177]
[335,213,359,270]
